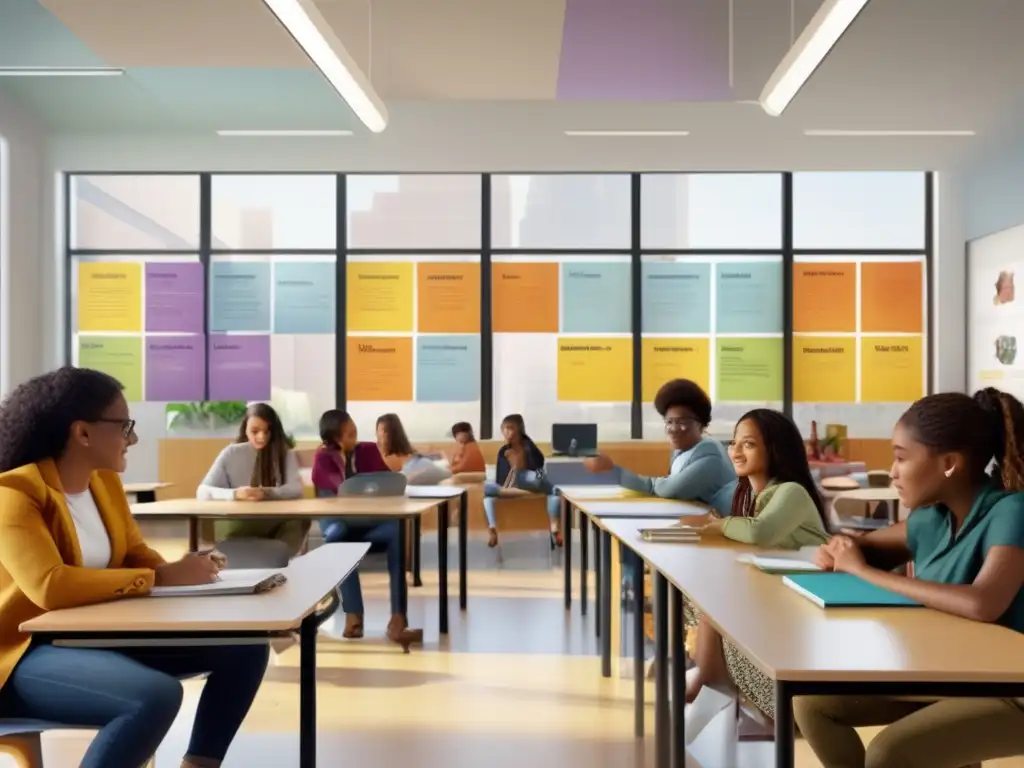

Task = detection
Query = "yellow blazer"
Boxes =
[0,459,164,689]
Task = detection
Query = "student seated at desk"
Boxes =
[312,409,422,651]
[197,402,307,556]
[483,414,561,549]
[796,388,1024,768]
[681,409,830,715]
[376,413,451,485]
[0,367,268,768]
[448,421,486,474]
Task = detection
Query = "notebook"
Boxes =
[149,569,287,598]
[783,573,920,609]
[639,524,701,543]
[739,554,823,573]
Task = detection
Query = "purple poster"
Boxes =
[145,262,203,333]
[145,336,205,401]
[208,334,270,402]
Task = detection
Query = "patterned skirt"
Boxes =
[683,600,775,721]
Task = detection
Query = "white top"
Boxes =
[64,490,112,568]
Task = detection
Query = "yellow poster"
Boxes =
[793,336,856,402]
[641,338,710,401]
[347,262,414,332]
[557,337,632,402]
[78,262,142,332]
[861,336,924,403]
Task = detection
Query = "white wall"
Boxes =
[964,128,1024,241]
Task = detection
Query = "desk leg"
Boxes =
[670,585,685,768]
[563,498,572,611]
[397,519,409,615]
[187,517,199,551]
[600,529,612,678]
[411,517,423,588]
[633,553,645,739]
[654,572,670,768]
[438,502,449,635]
[774,681,795,768]
[459,490,468,611]
[594,518,601,638]
[299,613,318,768]
[579,509,589,616]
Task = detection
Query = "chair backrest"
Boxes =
[339,471,408,497]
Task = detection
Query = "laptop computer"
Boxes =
[338,472,408,497]
[551,423,599,457]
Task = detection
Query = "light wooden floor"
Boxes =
[14,533,1024,768]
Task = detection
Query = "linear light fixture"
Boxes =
[0,66,124,77]
[217,129,353,137]
[564,130,690,137]
[805,129,976,137]
[262,0,388,133]
[760,0,871,116]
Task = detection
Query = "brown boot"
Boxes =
[343,613,364,639]
[386,614,423,653]
[487,528,499,548]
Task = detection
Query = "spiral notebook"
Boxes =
[149,569,287,598]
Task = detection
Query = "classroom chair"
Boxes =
[215,537,292,568]
[0,724,156,768]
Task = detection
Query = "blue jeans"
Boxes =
[0,641,268,768]
[320,518,404,615]
[482,483,561,529]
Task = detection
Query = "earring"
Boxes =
[944,467,954,478]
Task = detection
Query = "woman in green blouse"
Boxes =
[680,409,831,715]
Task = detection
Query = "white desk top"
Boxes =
[837,487,901,501]
[123,482,172,493]
[405,485,466,499]
[575,498,707,519]
[130,496,442,519]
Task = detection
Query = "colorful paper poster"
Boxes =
[209,261,271,332]
[347,261,414,332]
[792,263,856,333]
[641,261,711,334]
[561,261,631,333]
[273,261,335,334]
[861,336,924,402]
[145,336,205,401]
[715,337,783,402]
[77,335,143,401]
[641,337,710,401]
[416,335,480,402]
[492,262,559,332]
[78,262,142,332]
[556,337,632,402]
[861,261,924,334]
[144,262,203,333]
[793,336,856,402]
[208,334,271,402]
[715,261,783,333]
[346,336,413,401]
[417,262,480,333]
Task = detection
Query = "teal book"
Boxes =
[783,573,921,608]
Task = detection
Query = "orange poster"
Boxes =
[792,263,856,333]
[346,336,413,401]
[492,262,559,332]
[417,262,480,333]
[861,261,924,333]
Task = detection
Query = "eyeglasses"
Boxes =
[94,418,136,439]
[664,417,699,431]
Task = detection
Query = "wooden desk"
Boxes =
[599,516,1024,768]
[130,494,463,635]
[22,543,369,768]
[122,481,172,503]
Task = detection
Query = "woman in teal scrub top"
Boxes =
[796,388,1024,768]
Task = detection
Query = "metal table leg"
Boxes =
[654,572,670,768]
[580,507,589,616]
[633,552,646,738]
[459,490,468,611]
[600,529,612,678]
[438,501,449,635]
[671,585,685,767]
[563,498,573,610]
[299,612,318,767]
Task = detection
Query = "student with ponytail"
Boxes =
[796,388,1024,768]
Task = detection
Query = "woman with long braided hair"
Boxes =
[796,388,1024,768]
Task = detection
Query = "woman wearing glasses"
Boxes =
[0,367,268,768]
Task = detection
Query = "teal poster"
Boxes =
[416,335,480,402]
[561,262,631,333]
[274,261,335,333]
[715,261,783,333]
[209,261,271,332]
[641,261,711,333]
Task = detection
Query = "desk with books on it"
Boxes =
[21,543,369,768]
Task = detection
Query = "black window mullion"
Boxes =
[630,173,642,439]
[199,173,212,400]
[63,173,73,365]
[336,174,347,411]
[782,173,794,419]
[480,174,493,439]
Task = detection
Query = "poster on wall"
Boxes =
[968,223,1024,399]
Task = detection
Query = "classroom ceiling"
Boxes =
[0,0,1021,139]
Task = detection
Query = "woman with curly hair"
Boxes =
[0,367,268,768]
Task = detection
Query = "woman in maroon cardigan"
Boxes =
[312,409,421,651]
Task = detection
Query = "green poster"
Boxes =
[716,337,783,402]
[78,335,143,402]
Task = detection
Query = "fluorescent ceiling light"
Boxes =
[760,0,871,116]
[564,130,690,137]
[262,0,388,133]
[217,129,353,137]
[0,66,123,77]
[805,129,976,137]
